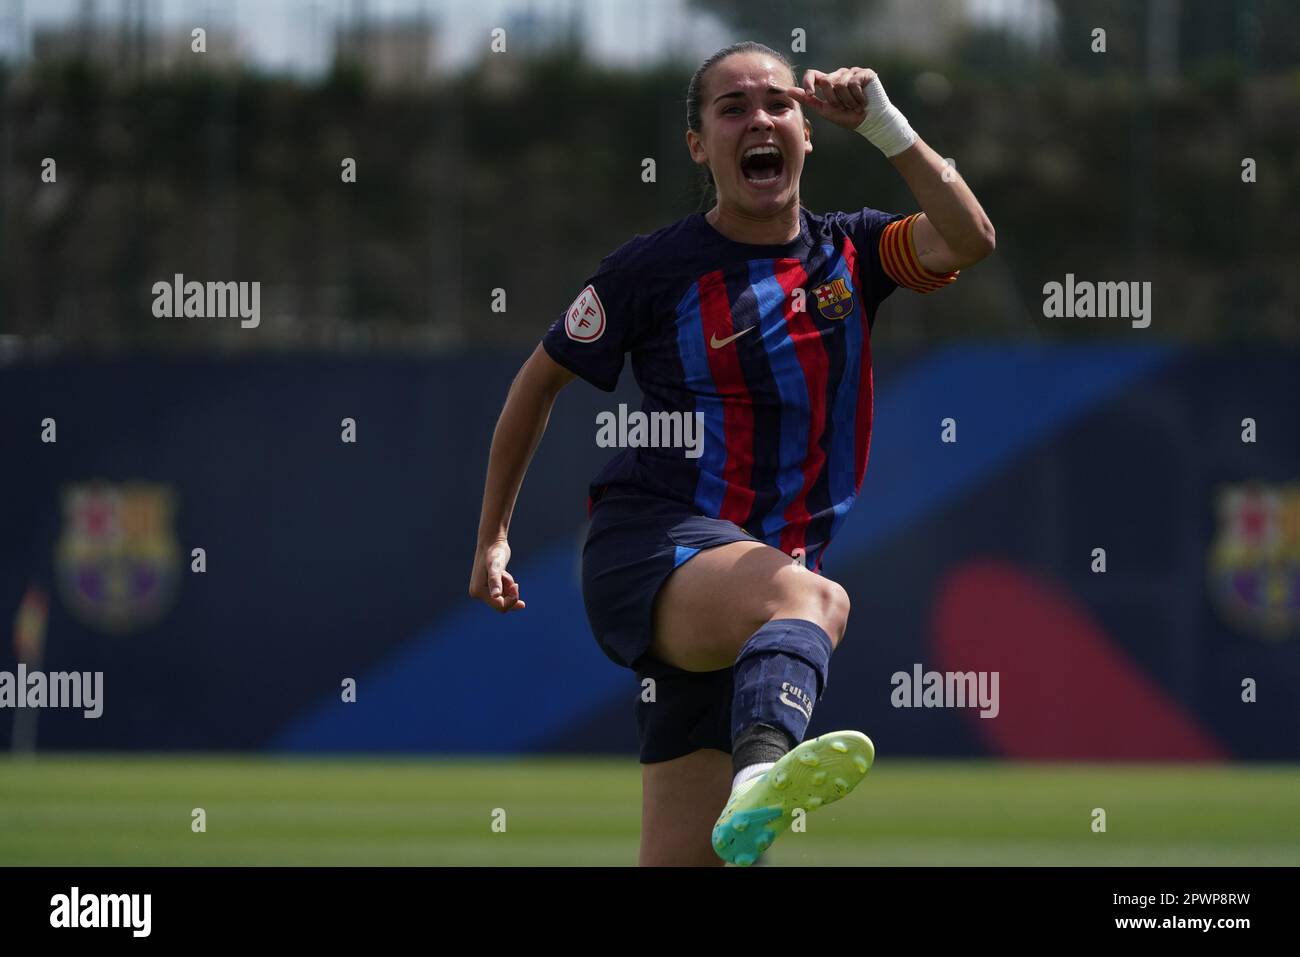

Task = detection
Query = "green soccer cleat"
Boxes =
[712,730,875,866]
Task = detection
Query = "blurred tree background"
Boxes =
[0,0,1296,353]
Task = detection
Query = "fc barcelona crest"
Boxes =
[812,278,854,320]
[1208,482,1300,640]
[55,482,181,634]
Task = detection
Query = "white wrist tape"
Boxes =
[853,78,917,157]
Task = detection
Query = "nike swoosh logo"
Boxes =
[709,326,756,349]
[779,692,813,719]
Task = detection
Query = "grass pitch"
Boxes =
[2,756,1297,866]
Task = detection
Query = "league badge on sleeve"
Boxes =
[565,285,606,342]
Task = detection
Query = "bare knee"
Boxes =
[807,576,850,647]
[768,572,850,647]
[821,578,851,646]
[652,542,851,670]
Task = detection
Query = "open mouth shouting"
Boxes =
[740,143,785,188]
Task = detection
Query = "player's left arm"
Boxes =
[888,139,995,273]
[791,67,996,273]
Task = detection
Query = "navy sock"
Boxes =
[731,618,833,748]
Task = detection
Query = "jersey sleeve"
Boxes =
[847,209,960,309]
[541,252,640,393]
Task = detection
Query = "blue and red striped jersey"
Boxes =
[542,205,957,573]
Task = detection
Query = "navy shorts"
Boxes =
[581,485,760,764]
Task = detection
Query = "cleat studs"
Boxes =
[812,771,827,786]
[807,796,823,808]
[833,777,849,794]
[772,770,788,790]
[736,854,755,867]
[830,739,848,753]
[853,755,869,774]
[798,752,820,767]
[734,820,748,833]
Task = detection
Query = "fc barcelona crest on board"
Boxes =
[55,482,181,635]
[1208,482,1300,640]
[813,278,854,320]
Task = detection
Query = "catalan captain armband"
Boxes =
[879,214,959,294]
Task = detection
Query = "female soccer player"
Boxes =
[469,41,994,866]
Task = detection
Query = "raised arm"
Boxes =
[468,343,575,613]
[790,66,995,274]
[888,139,995,273]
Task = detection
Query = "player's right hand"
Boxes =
[469,538,526,613]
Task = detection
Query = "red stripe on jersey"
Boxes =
[844,234,875,492]
[699,270,756,525]
[775,259,825,557]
